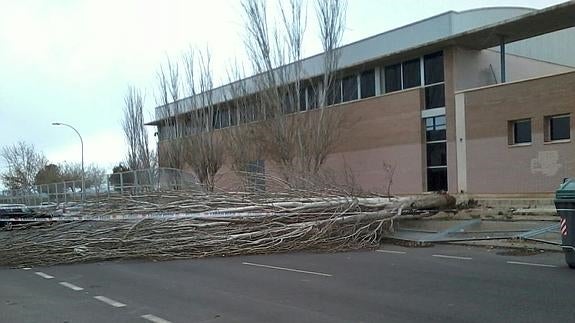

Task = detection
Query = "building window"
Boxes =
[307,83,318,109]
[424,115,447,192]
[384,63,402,93]
[427,142,447,167]
[424,84,445,109]
[509,119,531,145]
[342,75,358,102]
[240,105,259,124]
[402,58,421,89]
[427,167,448,192]
[327,79,342,105]
[425,115,446,142]
[546,114,571,141]
[299,85,307,111]
[360,70,375,98]
[424,51,444,85]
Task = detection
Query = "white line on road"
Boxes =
[142,314,173,323]
[94,296,127,308]
[59,282,84,291]
[22,267,31,270]
[432,254,472,260]
[376,249,407,254]
[35,272,54,279]
[506,261,557,268]
[242,262,332,277]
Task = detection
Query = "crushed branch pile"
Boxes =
[0,191,455,267]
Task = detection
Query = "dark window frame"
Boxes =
[424,51,444,85]
[360,69,376,98]
[425,115,446,142]
[342,75,358,102]
[424,83,445,109]
[384,63,402,93]
[547,114,571,141]
[402,58,421,89]
[509,118,532,145]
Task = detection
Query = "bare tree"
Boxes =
[181,48,225,191]
[223,63,264,189]
[122,86,153,170]
[241,0,305,180]
[59,162,107,193]
[240,0,347,185]
[0,141,47,190]
[156,57,187,170]
[154,48,225,191]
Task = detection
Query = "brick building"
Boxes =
[148,3,575,195]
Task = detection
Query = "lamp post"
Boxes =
[52,122,84,203]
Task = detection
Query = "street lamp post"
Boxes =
[52,122,84,203]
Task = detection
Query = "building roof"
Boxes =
[149,2,575,125]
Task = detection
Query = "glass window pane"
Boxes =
[513,120,531,144]
[342,75,358,102]
[328,80,342,105]
[425,116,446,142]
[220,108,230,128]
[425,83,445,109]
[551,115,570,140]
[384,64,402,93]
[427,142,447,167]
[402,58,421,89]
[229,107,237,126]
[360,70,375,98]
[212,109,221,129]
[299,85,307,111]
[424,51,444,85]
[307,84,318,109]
[427,167,448,192]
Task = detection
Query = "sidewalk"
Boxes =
[384,207,563,252]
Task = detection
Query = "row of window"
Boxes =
[510,114,571,145]
[160,51,446,138]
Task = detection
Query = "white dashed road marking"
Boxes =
[376,250,407,254]
[35,272,54,279]
[59,282,84,291]
[94,296,127,308]
[22,267,31,270]
[506,261,557,268]
[243,262,332,277]
[141,314,173,323]
[432,254,473,260]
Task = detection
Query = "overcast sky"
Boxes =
[0,0,567,176]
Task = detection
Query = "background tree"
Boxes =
[122,86,153,170]
[0,141,47,190]
[59,162,106,192]
[34,164,65,194]
[109,163,134,191]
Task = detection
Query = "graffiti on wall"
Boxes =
[531,150,561,176]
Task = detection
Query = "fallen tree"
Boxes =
[0,191,454,267]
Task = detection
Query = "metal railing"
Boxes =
[0,168,200,206]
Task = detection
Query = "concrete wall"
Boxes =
[453,47,574,91]
[460,71,575,194]
[323,89,424,194]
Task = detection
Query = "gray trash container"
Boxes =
[554,178,575,268]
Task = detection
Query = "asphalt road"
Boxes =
[1,244,574,323]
